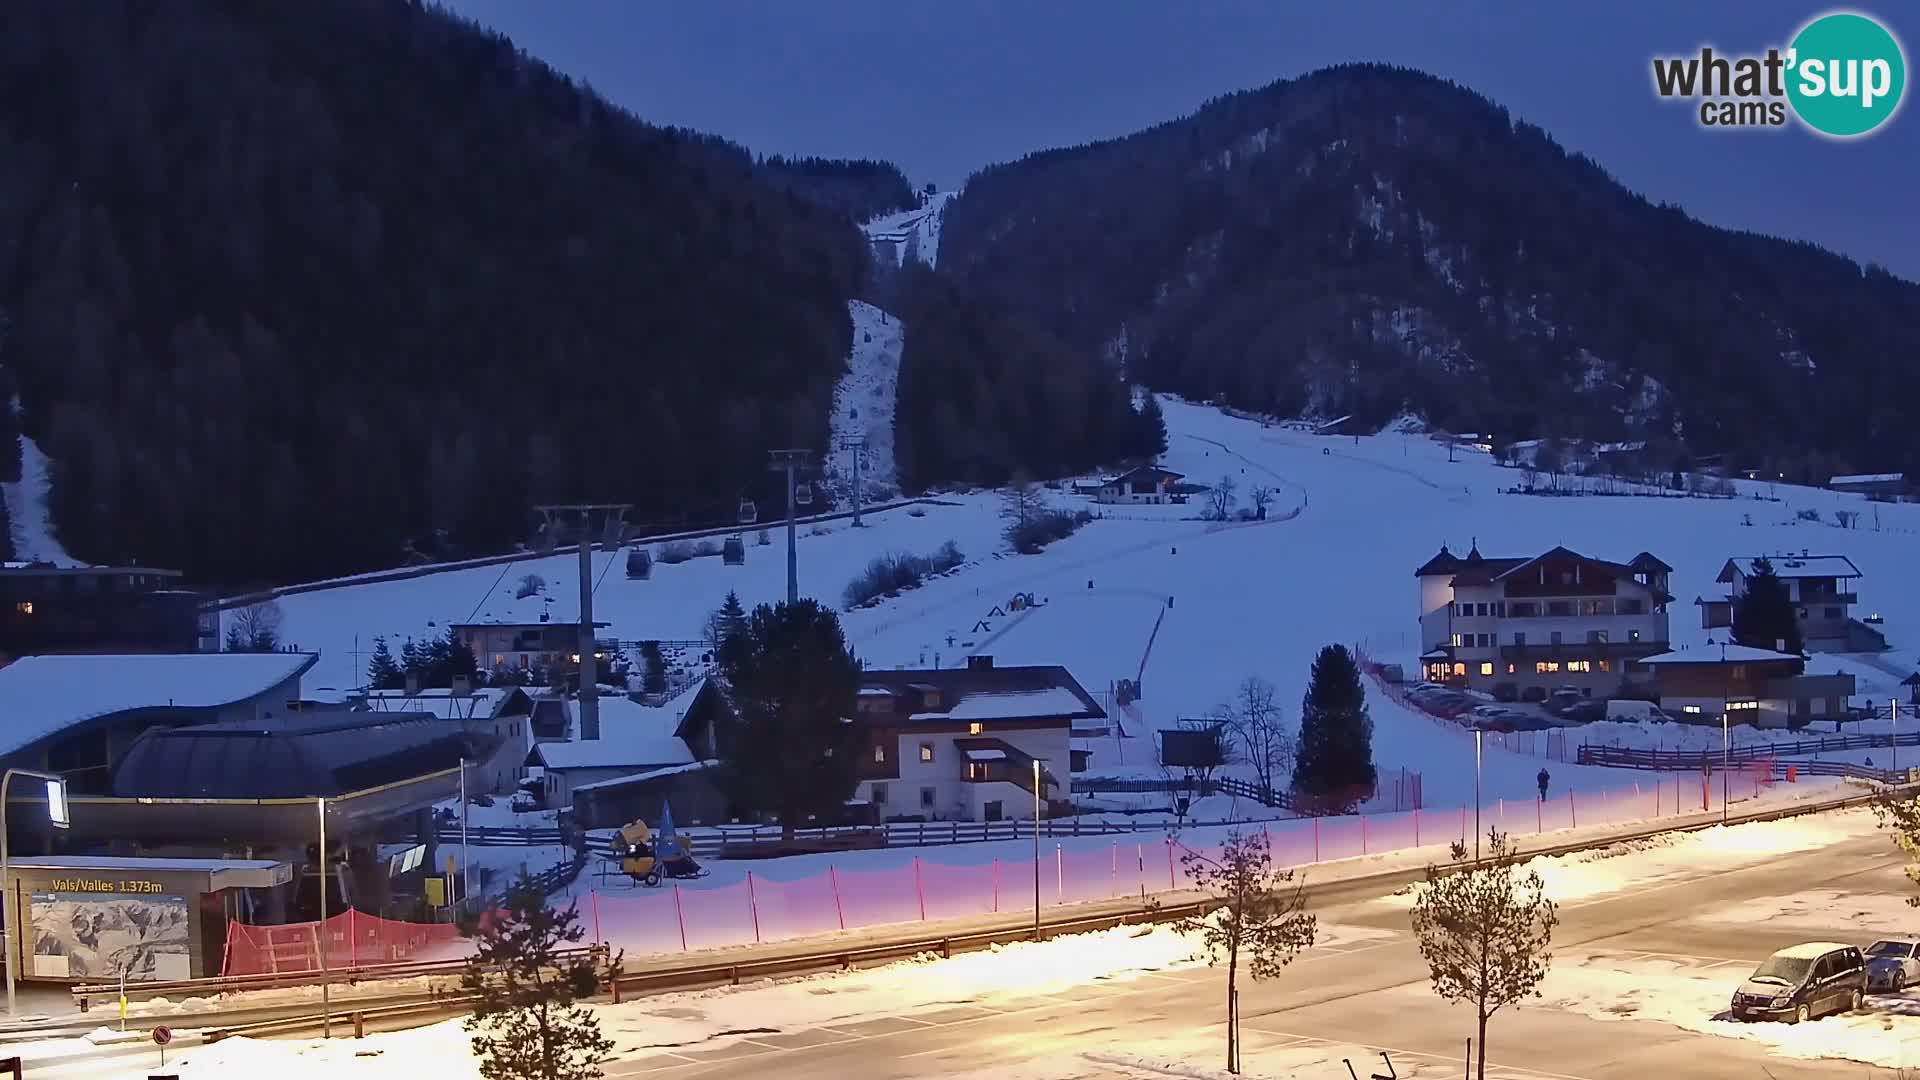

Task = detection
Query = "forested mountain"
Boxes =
[941,64,1920,482]
[890,265,1164,493]
[0,0,866,583]
[756,156,918,223]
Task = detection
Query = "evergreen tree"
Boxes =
[1293,644,1376,810]
[708,590,749,664]
[443,626,480,686]
[719,599,862,840]
[1134,393,1170,457]
[639,640,667,695]
[399,638,423,681]
[368,636,404,690]
[1731,557,1803,655]
[460,873,615,1080]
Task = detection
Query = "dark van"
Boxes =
[1731,943,1866,1024]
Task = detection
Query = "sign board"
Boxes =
[151,1026,172,1046]
[423,877,446,908]
[45,777,68,830]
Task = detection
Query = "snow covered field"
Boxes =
[265,395,1920,814]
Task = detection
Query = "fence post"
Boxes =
[1361,815,1368,854]
[1110,842,1117,897]
[1569,790,1577,828]
[1498,799,1504,827]
[747,873,761,943]
[1313,817,1320,862]
[1537,795,1542,833]
[1166,838,1176,889]
[1414,808,1420,847]
[348,908,356,970]
[1056,844,1063,903]
[914,857,926,921]
[591,889,602,945]
[673,883,688,951]
[830,866,846,931]
[992,859,1000,913]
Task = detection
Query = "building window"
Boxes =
[1587,629,1608,643]
[1598,659,1611,672]
[1479,662,1494,676]
[1547,601,1572,617]
[1476,603,1489,616]
[1493,602,1506,617]
[1450,633,1464,647]
[1510,602,1538,618]
[919,743,934,763]
[13,601,30,616]
[1565,660,1592,673]
[968,722,983,735]
[1683,704,1703,714]
[1513,632,1527,646]
[1727,699,1759,712]
[1824,607,1841,619]
[1458,603,1473,617]
[1550,631,1562,645]
[1617,598,1645,615]
[920,786,937,808]
[1535,661,1560,674]
[1452,663,1466,676]
[1581,599,1613,616]
[1731,665,1748,681]
[1506,663,1516,674]
[872,783,888,807]
[874,744,888,764]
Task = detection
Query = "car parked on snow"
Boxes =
[1865,939,1920,992]
[1731,942,1866,1023]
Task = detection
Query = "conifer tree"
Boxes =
[639,640,667,694]
[368,636,404,690]
[461,874,616,1080]
[1731,557,1803,655]
[1293,644,1376,810]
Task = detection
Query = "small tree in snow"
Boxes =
[367,636,404,690]
[638,640,667,695]
[461,874,616,1080]
[1216,676,1293,796]
[1000,471,1042,525]
[1408,831,1558,1080]
[1247,484,1275,517]
[1174,829,1316,1074]
[1874,789,1920,907]
[225,600,283,652]
[1206,474,1238,520]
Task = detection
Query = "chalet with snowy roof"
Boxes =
[1633,643,1855,729]
[1415,542,1671,696]
[853,656,1101,822]
[451,618,612,675]
[1828,472,1907,497]
[1696,554,1880,652]
[1094,465,1185,505]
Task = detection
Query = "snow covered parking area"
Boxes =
[1544,949,1920,1069]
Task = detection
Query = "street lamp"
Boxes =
[1474,729,1483,862]
[1032,758,1042,942]
[2,768,70,1015]
[317,796,331,1038]
[1721,708,1730,826]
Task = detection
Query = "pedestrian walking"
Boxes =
[1536,767,1551,801]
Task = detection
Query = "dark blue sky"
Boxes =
[447,2,1918,278]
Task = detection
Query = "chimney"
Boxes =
[967,655,994,671]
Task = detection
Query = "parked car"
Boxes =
[1557,699,1607,724]
[1519,685,1548,703]
[1865,939,1920,992]
[1731,943,1866,1023]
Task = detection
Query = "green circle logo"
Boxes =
[1786,12,1906,137]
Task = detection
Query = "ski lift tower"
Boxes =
[767,449,813,604]
[534,503,630,741]
[835,435,867,527]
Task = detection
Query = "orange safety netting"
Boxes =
[222,909,465,976]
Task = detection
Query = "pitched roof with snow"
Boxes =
[0,652,318,759]
[1718,555,1861,581]
[531,694,696,771]
[1638,644,1804,665]
[1829,473,1904,486]
[859,665,1103,725]
[1426,544,1669,587]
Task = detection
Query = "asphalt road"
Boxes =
[606,824,1912,1079]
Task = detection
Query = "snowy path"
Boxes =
[2,433,76,564]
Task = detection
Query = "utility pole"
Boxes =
[768,450,811,604]
[836,435,867,527]
[536,504,629,741]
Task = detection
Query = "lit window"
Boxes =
[1566,660,1592,673]
[1598,659,1611,672]
[873,744,886,764]
[1452,663,1466,676]
[1506,663,1516,674]
[1479,662,1494,676]
[1450,633,1464,647]
[1683,705,1703,714]
[14,601,30,615]
[1728,699,1760,711]
[968,722,983,735]
[1535,661,1560,674]
[919,743,934,763]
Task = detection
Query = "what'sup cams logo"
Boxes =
[1652,10,1906,137]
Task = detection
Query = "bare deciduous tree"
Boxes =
[1174,829,1317,1074]
[1247,484,1275,516]
[225,599,284,652]
[1000,470,1042,525]
[1206,474,1238,520]
[1215,676,1293,796]
[1875,789,1920,907]
[1409,831,1559,1080]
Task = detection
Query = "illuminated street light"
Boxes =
[2,769,70,1015]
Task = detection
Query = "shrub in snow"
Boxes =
[691,538,721,558]
[514,573,546,600]
[1796,507,1822,522]
[657,540,695,564]
[756,528,771,545]
[907,505,927,517]
[1005,509,1091,554]
[843,541,965,609]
